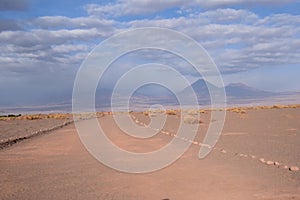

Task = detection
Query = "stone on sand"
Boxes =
[221,149,227,154]
[289,166,299,171]
[259,158,266,163]
[266,161,274,165]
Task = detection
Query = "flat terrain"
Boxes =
[0,118,71,142]
[1,107,300,199]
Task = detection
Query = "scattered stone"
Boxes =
[284,165,288,169]
[251,155,256,159]
[259,158,266,163]
[274,162,280,166]
[266,161,274,165]
[221,149,227,154]
[289,166,299,171]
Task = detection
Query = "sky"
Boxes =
[0,0,300,106]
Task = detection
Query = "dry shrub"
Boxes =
[143,111,149,116]
[199,110,207,114]
[272,105,285,109]
[154,109,165,114]
[289,104,300,108]
[0,116,9,121]
[166,110,177,115]
[143,110,160,117]
[227,108,246,114]
[21,114,44,120]
[102,111,112,115]
[96,112,104,118]
[183,115,203,124]
[75,112,95,120]
[47,113,70,119]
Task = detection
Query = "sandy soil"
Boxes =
[0,118,71,142]
[0,107,300,199]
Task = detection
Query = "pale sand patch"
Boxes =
[222,132,248,136]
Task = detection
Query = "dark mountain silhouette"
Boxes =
[184,79,218,97]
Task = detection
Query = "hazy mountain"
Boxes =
[225,83,275,98]
[180,79,279,105]
[2,79,297,113]
[184,79,218,97]
[96,80,279,107]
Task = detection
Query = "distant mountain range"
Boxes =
[178,79,277,105]
[2,79,299,113]
[224,83,275,98]
[94,78,298,107]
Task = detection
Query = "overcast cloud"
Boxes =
[0,0,29,11]
[0,0,300,106]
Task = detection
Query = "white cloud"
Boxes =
[256,13,300,27]
[125,9,300,73]
[51,44,91,54]
[192,0,295,8]
[85,0,186,17]
[0,28,112,46]
[85,0,296,17]
[196,8,258,23]
[30,16,116,30]
[2,7,299,76]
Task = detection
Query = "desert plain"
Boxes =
[0,105,300,200]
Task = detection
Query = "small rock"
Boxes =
[266,161,274,165]
[284,165,288,169]
[251,155,256,159]
[289,166,299,171]
[274,162,280,166]
[221,149,227,154]
[259,158,266,163]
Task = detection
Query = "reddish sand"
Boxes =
[0,107,300,199]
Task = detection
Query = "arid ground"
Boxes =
[1,106,300,199]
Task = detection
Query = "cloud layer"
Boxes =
[0,0,300,105]
[0,0,29,11]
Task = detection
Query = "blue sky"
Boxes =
[0,0,300,106]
